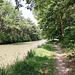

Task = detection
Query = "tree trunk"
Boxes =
[59,16,64,41]
[60,16,64,35]
[59,23,62,41]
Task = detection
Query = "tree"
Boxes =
[0,0,42,44]
[25,0,75,42]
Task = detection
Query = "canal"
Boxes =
[0,40,46,67]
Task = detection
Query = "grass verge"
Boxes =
[0,41,56,75]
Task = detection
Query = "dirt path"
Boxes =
[0,40,46,67]
[54,44,69,75]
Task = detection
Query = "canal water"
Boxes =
[0,40,46,67]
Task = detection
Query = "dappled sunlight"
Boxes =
[54,44,70,75]
[34,48,56,57]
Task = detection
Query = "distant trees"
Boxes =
[0,0,42,44]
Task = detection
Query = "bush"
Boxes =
[0,32,31,44]
[26,49,35,59]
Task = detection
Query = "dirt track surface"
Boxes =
[0,40,46,67]
[54,45,69,75]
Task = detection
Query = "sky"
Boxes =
[9,0,38,25]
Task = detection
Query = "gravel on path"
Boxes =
[54,45,69,75]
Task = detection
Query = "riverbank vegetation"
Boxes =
[26,0,75,74]
[0,41,56,75]
[0,0,42,44]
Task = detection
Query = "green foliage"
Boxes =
[0,32,31,44]
[64,26,75,43]
[26,49,35,59]
[0,0,42,44]
[59,39,75,50]
[40,42,56,51]
[0,42,56,75]
[30,0,75,48]
[67,53,75,59]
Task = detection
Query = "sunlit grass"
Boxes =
[34,48,55,57]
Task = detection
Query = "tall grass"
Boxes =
[0,41,56,75]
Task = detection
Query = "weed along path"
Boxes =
[0,40,47,67]
[54,44,69,75]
